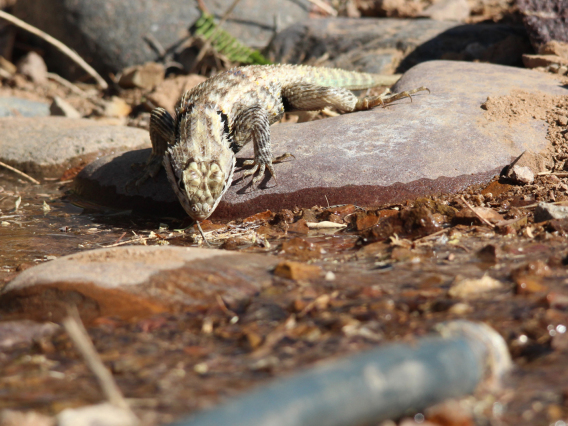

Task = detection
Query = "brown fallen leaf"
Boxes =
[273,260,322,280]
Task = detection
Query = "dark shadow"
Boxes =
[73,148,186,218]
[397,22,533,73]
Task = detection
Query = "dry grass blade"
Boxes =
[62,307,133,412]
[47,72,88,96]
[306,0,338,16]
[460,196,495,228]
[0,160,40,184]
[306,221,347,229]
[0,67,12,79]
[0,10,108,89]
[538,171,568,177]
[191,0,243,72]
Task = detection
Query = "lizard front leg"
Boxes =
[231,106,278,185]
[131,107,175,187]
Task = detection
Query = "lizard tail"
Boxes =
[306,66,401,90]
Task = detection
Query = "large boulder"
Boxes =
[267,18,532,74]
[12,0,311,77]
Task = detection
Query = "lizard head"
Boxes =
[164,105,235,221]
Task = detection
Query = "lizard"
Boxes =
[135,64,428,229]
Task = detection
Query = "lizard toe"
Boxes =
[242,163,259,178]
[251,164,266,185]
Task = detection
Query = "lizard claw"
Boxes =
[242,160,277,186]
[273,152,295,163]
[241,153,295,186]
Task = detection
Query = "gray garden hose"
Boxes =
[170,321,511,426]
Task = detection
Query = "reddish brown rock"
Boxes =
[146,74,207,112]
[0,246,279,323]
[273,261,323,281]
[74,61,564,219]
[118,62,165,90]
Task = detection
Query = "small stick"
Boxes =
[460,196,495,228]
[47,72,87,96]
[101,235,153,248]
[0,10,108,89]
[191,0,243,72]
[196,221,212,247]
[414,228,448,242]
[62,307,132,412]
[143,34,166,57]
[111,232,127,246]
[0,67,11,79]
[306,0,338,16]
[196,0,210,13]
[538,171,568,177]
[0,160,40,184]
[519,200,568,209]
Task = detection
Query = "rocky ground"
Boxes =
[1,0,568,425]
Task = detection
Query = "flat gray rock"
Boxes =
[0,320,59,350]
[0,117,150,177]
[267,18,531,74]
[0,246,279,322]
[74,61,567,219]
[0,97,49,118]
[535,202,568,222]
[13,0,310,77]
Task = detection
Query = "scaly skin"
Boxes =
[137,65,428,221]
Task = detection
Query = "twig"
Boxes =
[0,10,108,89]
[519,200,568,209]
[0,67,12,79]
[62,307,132,411]
[414,228,448,242]
[216,294,237,317]
[0,161,40,184]
[47,72,87,96]
[460,196,495,228]
[111,232,127,245]
[196,220,212,247]
[191,0,243,72]
[101,235,153,248]
[538,171,568,177]
[306,0,338,16]
[196,0,209,13]
[306,221,347,229]
[143,34,167,57]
